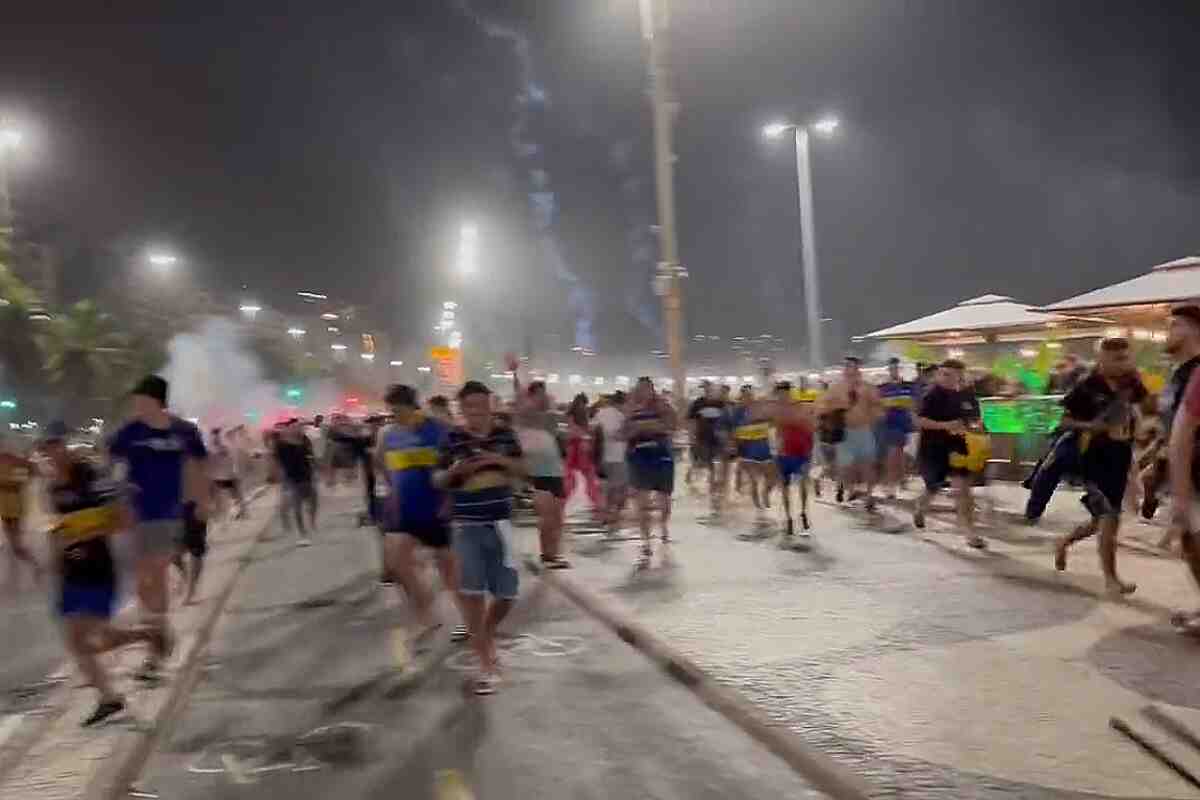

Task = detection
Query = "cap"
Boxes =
[131,374,169,406]
[843,355,862,365]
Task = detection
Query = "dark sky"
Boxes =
[3,1,1199,370]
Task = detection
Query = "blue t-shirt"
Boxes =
[109,417,207,521]
[380,417,446,528]
[731,404,772,460]
[878,381,917,433]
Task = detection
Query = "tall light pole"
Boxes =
[640,0,687,411]
[764,116,838,370]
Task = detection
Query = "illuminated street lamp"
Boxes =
[147,251,179,273]
[456,223,479,277]
[239,302,262,319]
[762,115,839,369]
[0,120,22,230]
[330,343,347,352]
[361,353,375,362]
[287,327,306,338]
[389,360,404,367]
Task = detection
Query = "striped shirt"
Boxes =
[439,425,524,522]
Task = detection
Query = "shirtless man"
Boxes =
[819,356,882,512]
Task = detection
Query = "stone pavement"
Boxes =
[552,486,1200,799]
[0,484,277,800]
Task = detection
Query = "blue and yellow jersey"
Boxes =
[381,416,446,526]
[731,405,772,460]
[878,381,916,432]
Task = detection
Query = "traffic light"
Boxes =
[285,387,303,401]
[0,399,16,410]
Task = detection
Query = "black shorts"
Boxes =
[530,476,566,499]
[919,449,967,492]
[1081,441,1132,519]
[181,503,208,558]
[691,441,718,468]
[384,520,451,549]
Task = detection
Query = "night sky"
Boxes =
[2,1,1198,369]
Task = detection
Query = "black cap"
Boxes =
[887,356,901,365]
[131,374,168,406]
[843,355,862,365]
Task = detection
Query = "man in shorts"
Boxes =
[877,357,917,499]
[435,381,525,695]
[376,384,461,642]
[687,381,730,514]
[623,377,677,568]
[273,419,319,544]
[593,391,629,534]
[1052,338,1148,595]
[913,360,985,548]
[108,375,208,680]
[820,356,882,511]
[731,384,775,525]
[1164,305,1200,630]
[509,356,570,569]
[1,434,39,588]
[208,428,245,520]
[773,381,815,536]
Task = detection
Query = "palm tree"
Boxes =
[0,236,47,414]
[40,300,129,424]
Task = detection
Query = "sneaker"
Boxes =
[835,485,845,504]
[81,697,125,727]
[912,510,925,529]
[541,555,571,570]
[1142,496,1159,521]
[473,673,498,696]
[298,536,312,547]
[450,624,471,643]
[966,534,987,550]
[785,518,794,537]
[636,546,652,570]
[134,657,161,683]
[800,512,810,532]
[1105,579,1137,597]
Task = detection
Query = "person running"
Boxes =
[820,356,882,511]
[0,434,40,588]
[208,428,245,521]
[563,393,601,511]
[376,384,462,643]
[435,380,525,695]
[272,419,318,545]
[43,421,159,726]
[623,377,677,568]
[508,355,570,569]
[1161,306,1200,629]
[688,381,731,515]
[730,384,775,525]
[877,357,917,499]
[913,360,986,548]
[773,381,815,536]
[593,391,628,534]
[108,375,207,681]
[1052,338,1148,595]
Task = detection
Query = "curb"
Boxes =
[87,487,278,800]
[529,558,876,800]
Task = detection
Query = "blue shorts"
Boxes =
[59,583,117,619]
[453,521,519,600]
[737,442,773,463]
[628,458,675,494]
[876,425,909,452]
[776,455,811,483]
[837,428,877,467]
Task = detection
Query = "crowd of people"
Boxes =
[5,304,1200,716]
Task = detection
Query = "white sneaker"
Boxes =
[298,537,312,547]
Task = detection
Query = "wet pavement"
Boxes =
[133,491,822,800]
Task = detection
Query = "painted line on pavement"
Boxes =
[87,489,279,800]
[530,558,876,800]
[0,714,23,749]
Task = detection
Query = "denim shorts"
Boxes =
[837,427,877,467]
[454,520,519,600]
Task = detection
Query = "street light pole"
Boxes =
[793,126,824,370]
[641,0,687,413]
[0,121,18,235]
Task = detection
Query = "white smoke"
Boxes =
[160,316,348,430]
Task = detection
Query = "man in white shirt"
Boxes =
[594,391,628,533]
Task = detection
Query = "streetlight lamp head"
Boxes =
[0,127,21,150]
[147,252,178,268]
[813,117,839,135]
[762,122,790,139]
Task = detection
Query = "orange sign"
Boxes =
[430,346,463,389]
